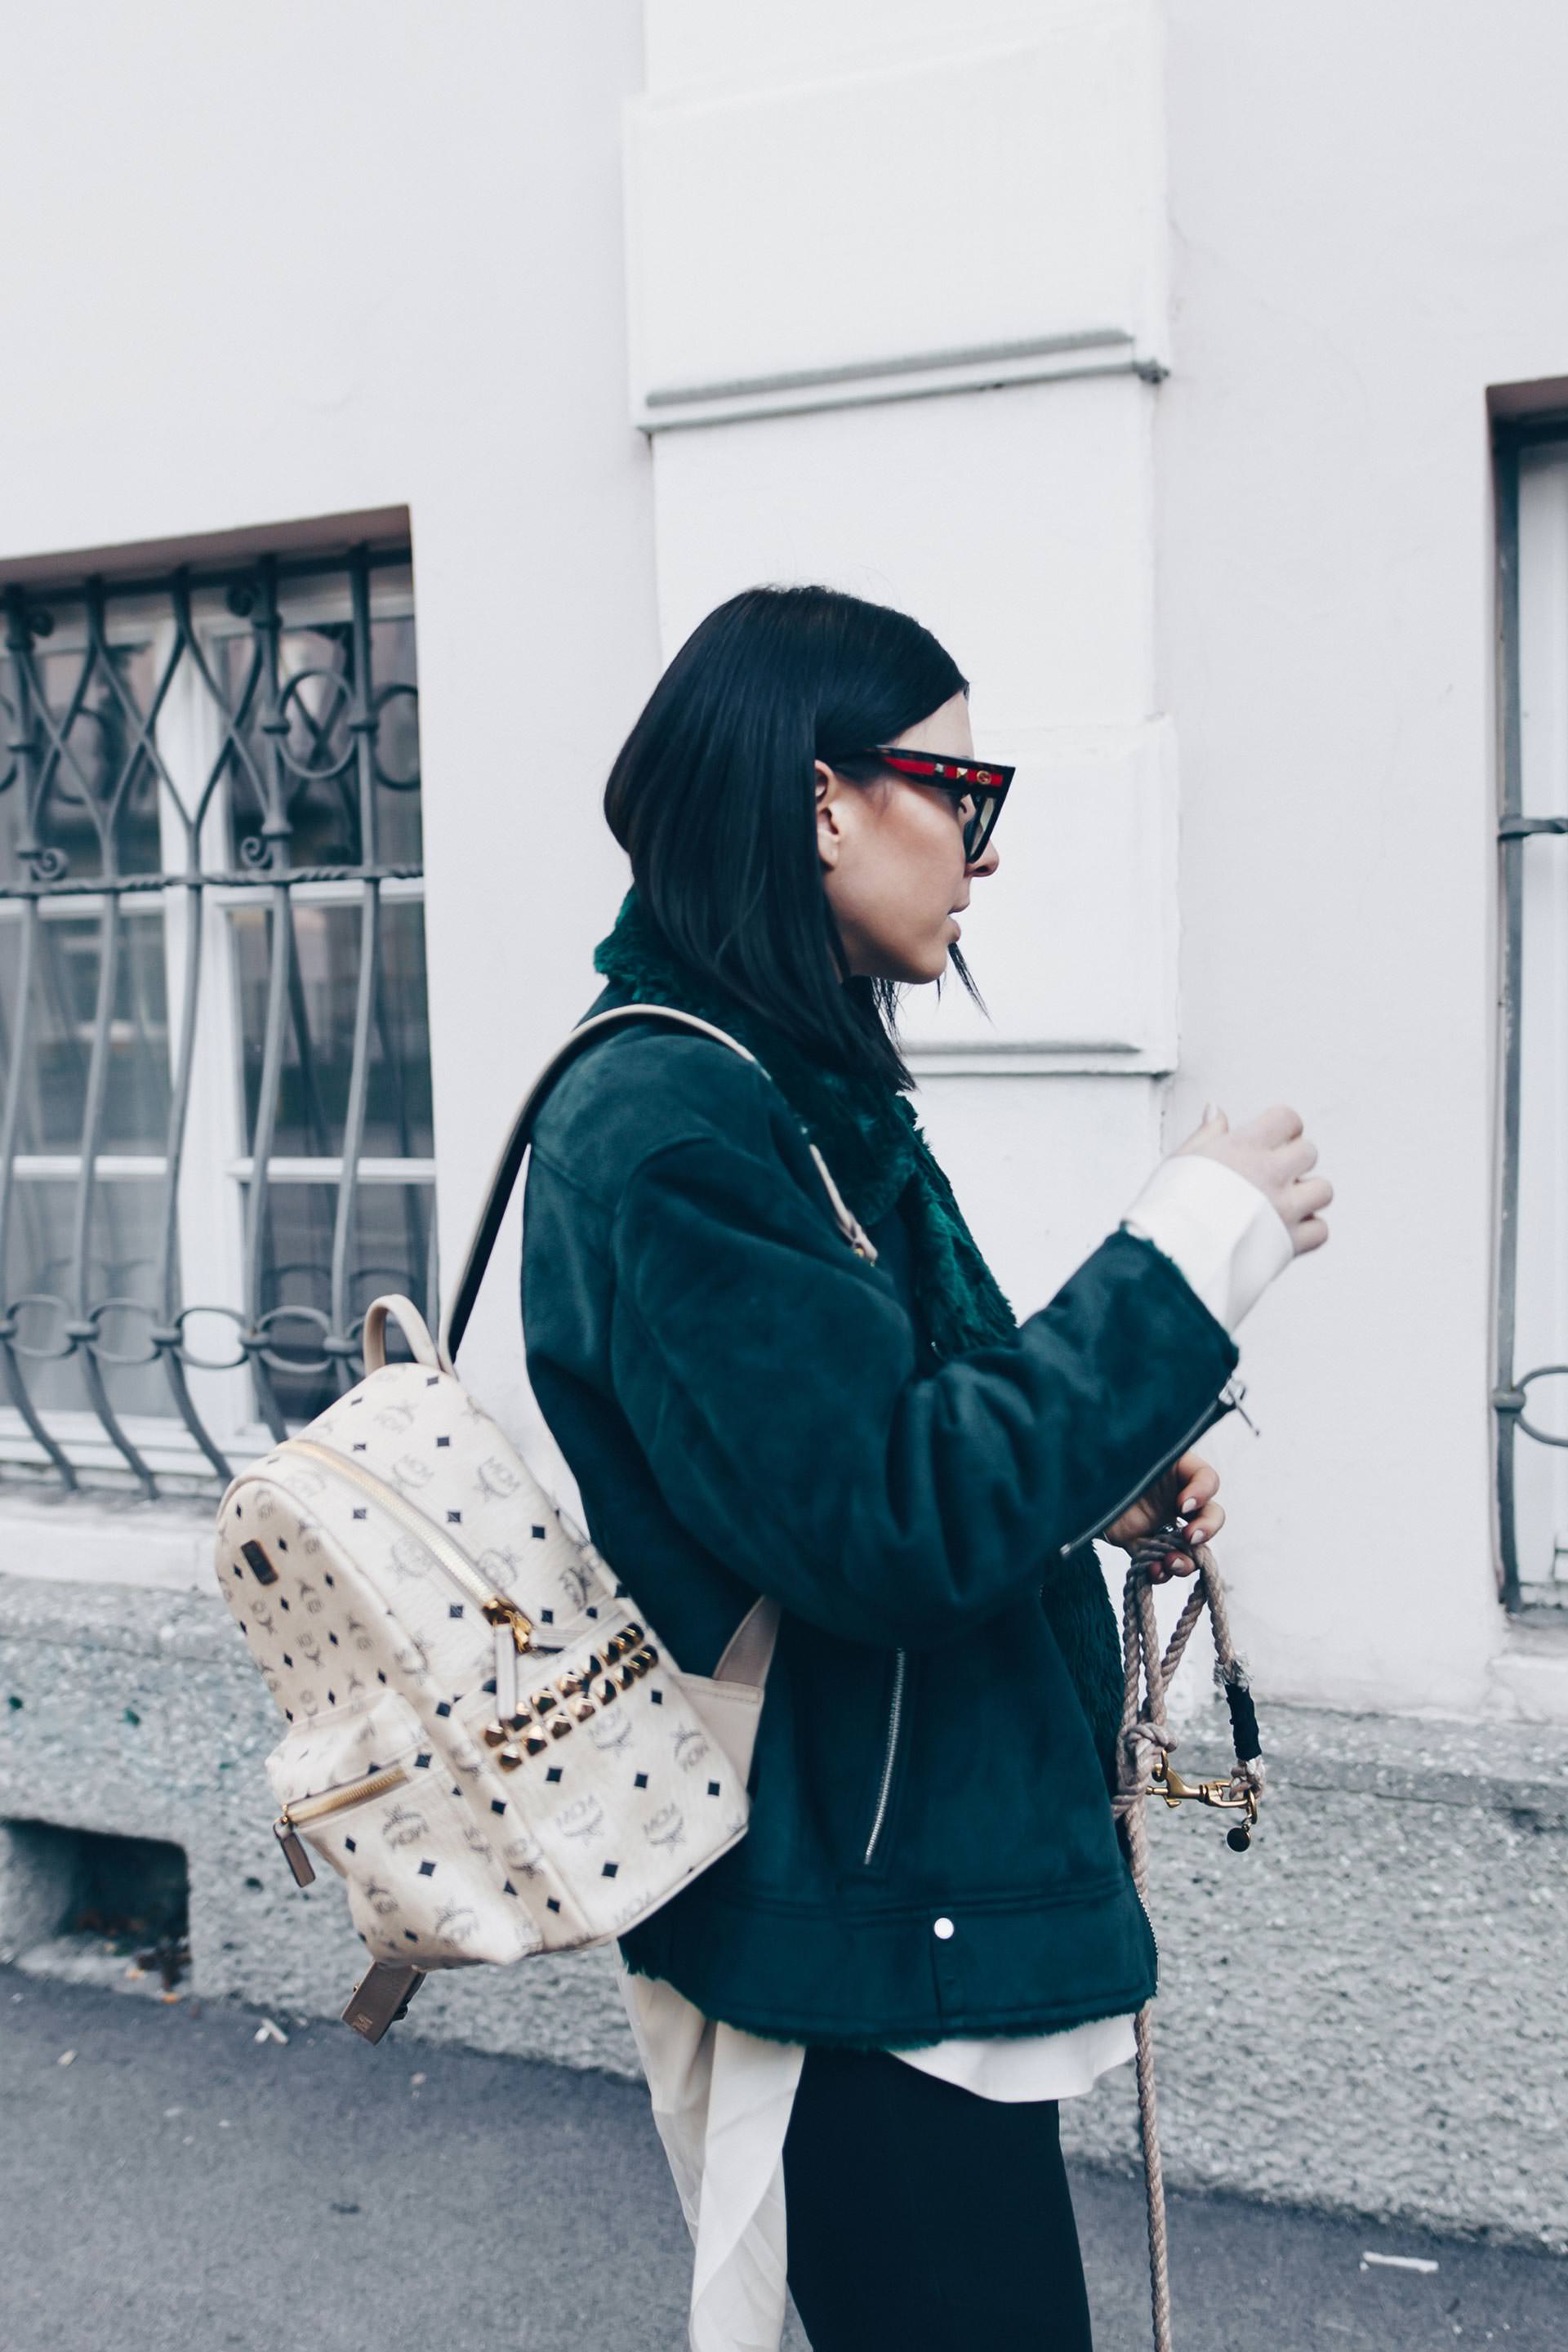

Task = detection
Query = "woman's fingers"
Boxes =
[1248,1102,1304,1147]
[1288,1174,1334,1218]
[1143,1456,1223,1579]
[1281,1174,1334,1253]
[1178,1102,1330,1258]
[1172,1454,1218,1512]
[1151,1557,1199,1583]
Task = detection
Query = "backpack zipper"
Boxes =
[862,1646,907,1867]
[284,1437,538,1718]
[273,1763,410,1886]
[1055,1379,1251,1561]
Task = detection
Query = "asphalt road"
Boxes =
[1,1965,1561,2351]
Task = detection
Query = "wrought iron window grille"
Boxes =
[0,543,434,1498]
[1494,419,1568,1610]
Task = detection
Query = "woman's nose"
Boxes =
[967,839,1001,880]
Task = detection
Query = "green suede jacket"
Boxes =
[519,1000,1240,2049]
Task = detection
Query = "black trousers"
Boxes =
[781,2042,1094,2351]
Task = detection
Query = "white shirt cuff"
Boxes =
[1120,1154,1293,1334]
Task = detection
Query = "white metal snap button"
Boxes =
[933,1915,955,1940]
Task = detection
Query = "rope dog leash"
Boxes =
[1114,1532,1266,2352]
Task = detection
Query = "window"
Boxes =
[1495,425,1568,1608]
[0,541,433,1494]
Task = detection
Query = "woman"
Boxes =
[519,586,1330,2350]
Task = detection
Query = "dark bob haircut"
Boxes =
[603,582,982,1091]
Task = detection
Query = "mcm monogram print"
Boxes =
[476,1544,523,1588]
[556,1556,595,1612]
[387,1535,433,1583]
[642,1803,687,1852]
[381,1804,430,1851]
[671,1724,711,1773]
[432,1903,482,1947]
[502,1833,546,1878]
[554,1794,607,1843]
[474,1456,523,1502]
[587,1708,633,1753]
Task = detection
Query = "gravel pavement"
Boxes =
[1,1963,1561,2350]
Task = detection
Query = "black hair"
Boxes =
[603,582,981,1090]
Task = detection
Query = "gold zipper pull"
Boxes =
[483,1599,535,1723]
[274,1816,317,1887]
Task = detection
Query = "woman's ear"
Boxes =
[814,760,844,871]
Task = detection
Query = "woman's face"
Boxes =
[814,692,1001,983]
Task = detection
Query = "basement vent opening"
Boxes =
[0,1822,190,1994]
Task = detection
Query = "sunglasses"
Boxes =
[835,746,1015,863]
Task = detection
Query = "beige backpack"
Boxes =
[212,1006,875,2040]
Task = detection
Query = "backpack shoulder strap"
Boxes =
[439,1001,875,1368]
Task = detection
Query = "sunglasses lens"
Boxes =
[964,794,997,860]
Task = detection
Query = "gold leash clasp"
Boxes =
[1149,1760,1260,1848]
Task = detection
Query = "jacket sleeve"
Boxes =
[606,1122,1239,1651]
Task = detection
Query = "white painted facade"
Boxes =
[2,0,1566,1738]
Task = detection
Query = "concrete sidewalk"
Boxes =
[0,1964,1559,2351]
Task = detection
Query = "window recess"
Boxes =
[0,542,434,1497]
[1494,424,1568,1609]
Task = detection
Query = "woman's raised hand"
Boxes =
[1175,1102,1331,1256]
[1104,1450,1223,1579]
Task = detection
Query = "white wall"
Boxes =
[632,0,1568,1724]
[6,0,1563,1732]
[1158,1,1568,1713]
[631,0,1178,1330]
[0,1,658,1434]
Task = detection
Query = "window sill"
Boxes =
[0,1489,216,1597]
[1486,1608,1568,1726]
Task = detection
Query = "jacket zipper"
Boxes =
[274,1763,409,1886]
[1055,1378,1251,1561]
[285,1437,539,1718]
[862,1646,907,1867]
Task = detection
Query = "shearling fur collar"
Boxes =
[591,889,1018,1363]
